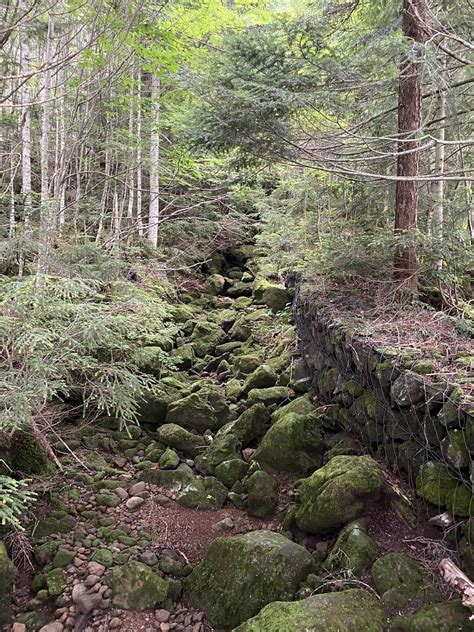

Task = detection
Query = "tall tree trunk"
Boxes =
[20,2,32,228]
[148,73,160,247]
[136,71,144,237]
[432,69,446,272]
[37,16,55,278]
[394,0,428,292]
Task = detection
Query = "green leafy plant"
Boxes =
[0,475,36,531]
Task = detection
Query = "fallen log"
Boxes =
[439,558,474,611]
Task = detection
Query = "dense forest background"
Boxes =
[1,0,473,528]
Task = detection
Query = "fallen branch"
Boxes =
[439,558,474,611]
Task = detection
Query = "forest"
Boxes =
[0,0,473,631]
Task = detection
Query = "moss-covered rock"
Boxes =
[52,548,75,568]
[166,390,234,433]
[389,600,472,632]
[371,552,428,597]
[234,589,383,632]
[33,510,76,539]
[253,280,292,312]
[293,455,384,535]
[247,386,290,408]
[245,470,278,518]
[190,320,227,358]
[323,519,376,576]
[137,382,183,425]
[232,353,263,377]
[206,273,226,295]
[441,429,470,470]
[271,394,315,423]
[178,476,228,510]
[0,541,16,623]
[144,441,166,463]
[171,343,196,370]
[194,433,242,475]
[159,448,180,469]
[218,403,270,447]
[415,461,472,517]
[215,459,249,488]
[184,530,315,629]
[243,365,278,392]
[104,561,169,610]
[9,433,56,474]
[45,568,66,596]
[390,372,426,407]
[253,412,323,474]
[156,423,207,458]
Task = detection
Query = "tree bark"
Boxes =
[148,73,160,247]
[19,1,32,227]
[136,71,144,237]
[394,0,428,291]
[431,69,446,271]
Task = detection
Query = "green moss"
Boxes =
[91,548,113,567]
[9,433,56,475]
[234,589,383,632]
[253,412,323,474]
[389,600,471,631]
[0,541,16,623]
[245,471,278,518]
[184,530,315,629]
[156,423,207,458]
[293,455,383,535]
[247,386,290,408]
[243,365,277,392]
[363,394,384,420]
[159,448,180,470]
[343,381,363,397]
[104,561,169,610]
[33,511,75,539]
[52,549,75,568]
[323,520,376,577]
[95,492,121,508]
[371,552,434,600]
[215,459,249,488]
[218,403,270,448]
[194,433,242,475]
[416,461,472,517]
[166,390,234,433]
[45,568,66,596]
[411,360,436,375]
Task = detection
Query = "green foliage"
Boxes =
[0,274,171,434]
[0,476,36,531]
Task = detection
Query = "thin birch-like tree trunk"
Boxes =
[148,73,160,247]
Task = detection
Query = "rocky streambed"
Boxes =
[1,246,472,632]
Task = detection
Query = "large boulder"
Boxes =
[245,470,278,518]
[271,395,315,423]
[415,461,472,517]
[323,519,376,577]
[234,589,383,632]
[247,386,291,408]
[155,423,208,458]
[184,530,315,629]
[253,412,324,473]
[217,403,270,447]
[292,455,384,534]
[140,468,227,510]
[389,600,472,632]
[0,541,16,623]
[104,561,168,610]
[215,459,249,488]
[253,280,292,312]
[166,390,233,433]
[194,433,242,475]
[190,320,227,357]
[243,365,278,392]
[371,552,431,598]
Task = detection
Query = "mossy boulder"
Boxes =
[371,552,428,597]
[33,510,76,539]
[206,273,226,295]
[233,353,262,377]
[52,548,75,568]
[441,429,470,469]
[133,345,167,376]
[218,403,270,447]
[137,383,183,425]
[253,412,323,474]
[140,467,196,490]
[215,459,249,488]
[415,461,472,517]
[253,280,292,312]
[104,561,169,610]
[390,372,426,407]
[194,434,242,475]
[171,344,196,370]
[0,541,16,623]
[271,395,315,423]
[247,386,290,408]
[178,476,228,510]
[45,568,66,596]
[245,470,278,518]
[389,600,472,632]
[9,433,56,475]
[156,423,207,458]
[159,448,180,470]
[184,530,315,629]
[234,589,383,632]
[166,390,234,433]
[323,520,376,576]
[190,321,227,358]
[292,455,384,535]
[243,365,278,392]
